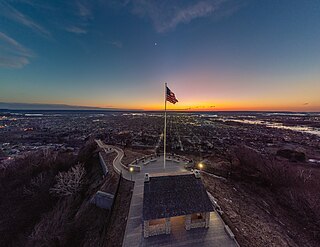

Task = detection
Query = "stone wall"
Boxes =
[144,218,171,238]
[186,212,210,230]
[190,220,206,229]
[148,223,166,237]
[144,213,210,238]
[185,215,191,230]
[205,212,210,227]
[98,152,109,175]
[143,221,149,238]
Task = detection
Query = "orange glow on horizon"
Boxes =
[7,98,319,112]
[93,101,320,112]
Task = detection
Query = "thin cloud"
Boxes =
[125,0,232,33]
[0,1,95,68]
[0,32,34,57]
[0,32,34,68]
[62,1,92,35]
[15,0,57,11]
[1,1,95,36]
[109,41,123,48]
[65,26,88,34]
[155,2,215,33]
[0,56,29,69]
[0,1,51,38]
[77,1,92,19]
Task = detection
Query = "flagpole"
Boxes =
[164,82,167,170]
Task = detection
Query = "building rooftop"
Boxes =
[143,174,214,220]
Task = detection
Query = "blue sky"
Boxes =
[0,0,320,111]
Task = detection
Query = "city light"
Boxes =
[198,163,204,170]
[129,167,134,181]
[1,1,320,246]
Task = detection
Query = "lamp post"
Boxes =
[129,167,134,181]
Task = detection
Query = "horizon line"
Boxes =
[0,102,319,113]
[1,108,320,114]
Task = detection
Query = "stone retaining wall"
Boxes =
[129,153,191,168]
[144,218,171,238]
[186,212,210,230]
[99,152,109,175]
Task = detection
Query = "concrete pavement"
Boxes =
[96,140,131,179]
[96,140,238,247]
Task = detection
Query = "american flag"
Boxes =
[166,86,178,104]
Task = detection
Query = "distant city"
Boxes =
[2,0,320,246]
[1,110,319,164]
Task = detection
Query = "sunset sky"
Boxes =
[1,0,320,111]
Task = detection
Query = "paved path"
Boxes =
[122,156,193,247]
[96,140,238,247]
[96,140,131,179]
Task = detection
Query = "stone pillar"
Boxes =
[205,212,210,228]
[144,220,149,238]
[165,218,171,234]
[185,215,191,230]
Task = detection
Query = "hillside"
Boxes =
[0,141,108,246]
[200,145,320,247]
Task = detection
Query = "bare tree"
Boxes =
[50,164,86,197]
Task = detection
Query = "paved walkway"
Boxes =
[96,140,238,247]
[96,140,130,178]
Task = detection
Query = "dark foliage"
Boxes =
[233,145,320,242]
[0,140,105,247]
[0,151,76,247]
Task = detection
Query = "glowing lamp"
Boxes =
[198,163,204,169]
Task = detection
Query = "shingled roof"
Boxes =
[143,174,214,221]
